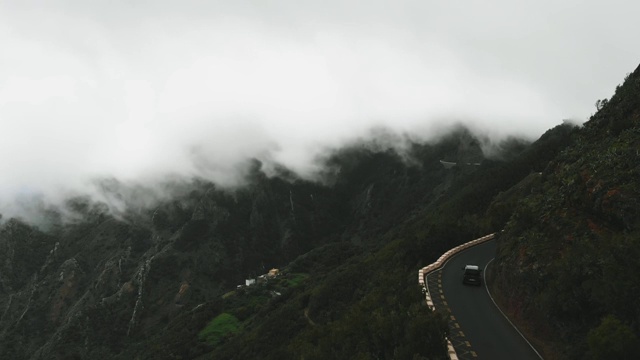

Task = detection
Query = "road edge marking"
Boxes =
[483,258,544,360]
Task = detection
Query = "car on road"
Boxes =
[462,265,482,286]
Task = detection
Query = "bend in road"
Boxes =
[429,239,543,360]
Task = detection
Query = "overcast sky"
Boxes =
[1,0,639,217]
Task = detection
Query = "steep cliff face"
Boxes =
[0,179,348,359]
[0,134,480,359]
[492,64,640,358]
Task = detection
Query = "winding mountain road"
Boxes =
[426,239,543,360]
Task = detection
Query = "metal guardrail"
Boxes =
[418,233,496,360]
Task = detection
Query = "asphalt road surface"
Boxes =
[440,239,543,360]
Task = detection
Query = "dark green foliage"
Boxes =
[0,105,605,360]
[115,301,223,360]
[174,219,209,251]
[287,242,359,273]
[206,237,449,360]
[587,315,640,360]
[492,62,640,359]
[0,219,56,289]
[282,273,308,287]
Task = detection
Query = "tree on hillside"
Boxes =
[595,98,608,111]
[587,315,639,360]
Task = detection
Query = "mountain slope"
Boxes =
[0,130,488,359]
[491,63,640,359]
[2,62,633,358]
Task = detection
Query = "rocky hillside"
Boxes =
[2,60,634,358]
[491,63,640,359]
[0,128,498,359]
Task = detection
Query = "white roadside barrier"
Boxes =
[418,233,496,360]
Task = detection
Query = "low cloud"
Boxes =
[1,0,639,221]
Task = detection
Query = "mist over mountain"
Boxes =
[2,2,640,358]
[1,61,638,360]
[0,121,549,359]
[2,1,640,221]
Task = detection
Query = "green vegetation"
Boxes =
[205,236,450,360]
[221,290,236,299]
[198,313,241,346]
[491,63,640,359]
[3,62,639,360]
[587,315,640,360]
[195,126,573,359]
[283,273,308,287]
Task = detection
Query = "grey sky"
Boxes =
[1,0,639,216]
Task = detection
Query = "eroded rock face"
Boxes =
[50,258,83,324]
[0,198,271,359]
[0,173,382,358]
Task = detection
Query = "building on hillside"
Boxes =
[245,278,256,286]
[268,268,280,277]
[439,160,457,169]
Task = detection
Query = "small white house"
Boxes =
[245,279,256,286]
